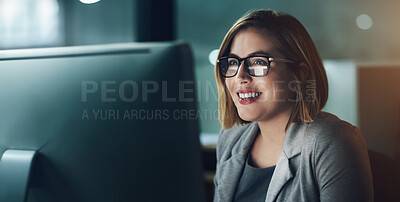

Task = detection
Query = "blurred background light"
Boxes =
[356,14,373,30]
[208,49,219,66]
[38,0,60,42]
[79,0,101,4]
[0,0,18,23]
[0,0,60,49]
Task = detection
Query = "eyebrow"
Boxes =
[228,50,272,58]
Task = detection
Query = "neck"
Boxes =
[257,105,293,144]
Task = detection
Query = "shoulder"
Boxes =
[304,111,366,150]
[308,111,357,133]
[303,111,370,177]
[303,112,373,200]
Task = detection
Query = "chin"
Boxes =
[237,111,259,122]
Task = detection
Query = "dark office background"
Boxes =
[2,0,399,134]
[2,0,400,58]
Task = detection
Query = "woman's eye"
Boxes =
[253,60,267,65]
[228,60,238,66]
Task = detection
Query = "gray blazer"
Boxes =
[213,112,373,202]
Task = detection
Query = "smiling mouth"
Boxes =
[237,92,262,100]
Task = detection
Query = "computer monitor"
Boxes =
[0,42,206,202]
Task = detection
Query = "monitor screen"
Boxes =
[0,42,206,202]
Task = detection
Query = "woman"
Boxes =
[213,9,373,202]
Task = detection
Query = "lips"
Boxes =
[236,89,262,105]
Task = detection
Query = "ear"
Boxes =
[298,62,310,79]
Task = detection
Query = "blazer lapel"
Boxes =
[265,152,293,202]
[265,122,307,202]
[216,122,306,202]
[217,122,259,202]
[217,153,247,201]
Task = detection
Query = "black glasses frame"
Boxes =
[217,55,295,78]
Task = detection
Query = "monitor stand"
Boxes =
[0,150,37,202]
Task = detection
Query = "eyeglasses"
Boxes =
[217,55,295,78]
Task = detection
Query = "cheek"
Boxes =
[225,79,235,96]
[255,77,287,102]
[256,81,272,102]
[270,75,294,101]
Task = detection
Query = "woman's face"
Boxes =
[225,28,294,122]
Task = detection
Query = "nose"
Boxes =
[235,61,252,84]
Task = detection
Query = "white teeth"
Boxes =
[238,92,261,99]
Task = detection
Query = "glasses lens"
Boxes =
[246,57,269,76]
[219,57,239,77]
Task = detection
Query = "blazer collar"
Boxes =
[235,121,306,157]
[266,121,306,202]
[217,121,307,202]
[217,122,259,202]
[281,121,306,159]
